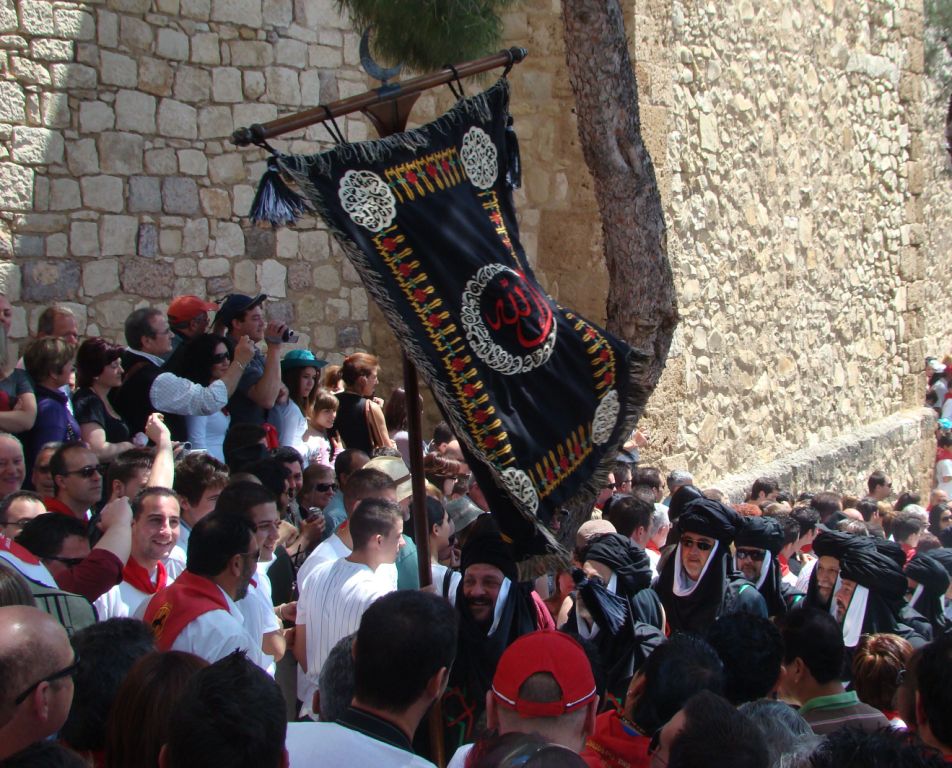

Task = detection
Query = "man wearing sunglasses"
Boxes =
[733,516,801,618]
[654,498,766,634]
[0,605,77,760]
[44,443,103,523]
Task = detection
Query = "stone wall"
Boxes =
[0,0,374,357]
[1,0,947,492]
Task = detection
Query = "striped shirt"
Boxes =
[297,558,394,717]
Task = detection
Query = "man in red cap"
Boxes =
[166,295,218,366]
[447,629,599,767]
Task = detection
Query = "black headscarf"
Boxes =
[906,552,952,637]
[836,535,909,642]
[446,527,539,747]
[735,516,788,617]
[570,533,664,703]
[667,484,705,523]
[805,530,858,611]
[653,498,746,633]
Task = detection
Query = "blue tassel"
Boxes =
[249,157,312,227]
[505,114,521,190]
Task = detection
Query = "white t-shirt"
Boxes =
[186,410,230,462]
[270,401,309,458]
[937,459,952,498]
[238,564,281,675]
[163,584,270,671]
[431,562,460,604]
[447,744,472,768]
[298,533,397,591]
[286,721,436,768]
[297,558,394,717]
[95,557,184,620]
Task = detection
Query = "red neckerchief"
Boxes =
[646,540,661,554]
[582,709,652,768]
[777,553,790,577]
[142,571,229,651]
[123,557,167,595]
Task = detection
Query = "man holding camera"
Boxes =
[216,294,290,427]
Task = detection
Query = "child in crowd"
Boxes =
[302,388,340,469]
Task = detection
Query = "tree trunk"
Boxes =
[559,0,679,543]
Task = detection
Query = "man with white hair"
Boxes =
[664,469,694,506]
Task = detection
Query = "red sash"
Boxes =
[123,558,167,595]
[142,571,228,651]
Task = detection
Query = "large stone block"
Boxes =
[212,67,241,102]
[22,260,79,302]
[0,81,25,122]
[128,176,161,212]
[136,222,157,257]
[138,57,174,97]
[264,66,301,105]
[0,261,21,300]
[69,220,98,256]
[173,66,211,102]
[82,258,119,295]
[115,89,157,133]
[207,152,245,184]
[214,221,244,256]
[79,100,114,133]
[18,0,54,34]
[118,14,152,50]
[182,218,209,252]
[178,149,207,175]
[156,27,189,61]
[162,177,200,215]
[81,175,123,212]
[66,138,98,174]
[98,131,144,174]
[122,257,175,297]
[52,7,96,40]
[157,99,197,139]
[0,163,33,210]
[49,63,97,89]
[229,40,272,67]
[191,32,220,64]
[49,177,79,210]
[257,258,286,297]
[100,214,138,256]
[100,50,137,87]
[11,126,64,164]
[30,37,72,61]
[211,0,261,26]
[198,105,231,139]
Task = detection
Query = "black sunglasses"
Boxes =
[62,465,103,479]
[46,554,85,568]
[210,352,232,364]
[314,482,337,493]
[735,548,766,562]
[680,537,714,552]
[15,655,81,705]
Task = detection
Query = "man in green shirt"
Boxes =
[778,606,888,734]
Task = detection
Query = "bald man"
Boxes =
[0,605,77,759]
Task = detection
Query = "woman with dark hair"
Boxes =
[269,349,326,457]
[104,651,208,768]
[929,502,952,536]
[74,337,133,462]
[384,386,424,468]
[21,337,79,473]
[175,334,234,462]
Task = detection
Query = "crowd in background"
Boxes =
[0,292,951,767]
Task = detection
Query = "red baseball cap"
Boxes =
[490,630,596,717]
[168,295,219,325]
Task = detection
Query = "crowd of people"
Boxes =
[0,292,951,767]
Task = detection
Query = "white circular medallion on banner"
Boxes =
[501,468,539,515]
[460,127,498,189]
[592,390,620,445]
[338,169,396,233]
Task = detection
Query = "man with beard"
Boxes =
[565,532,665,705]
[905,552,952,638]
[94,487,182,619]
[442,521,553,751]
[142,512,267,668]
[733,516,801,617]
[653,497,766,634]
[823,533,927,651]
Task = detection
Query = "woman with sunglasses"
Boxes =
[73,337,134,463]
[174,334,239,462]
